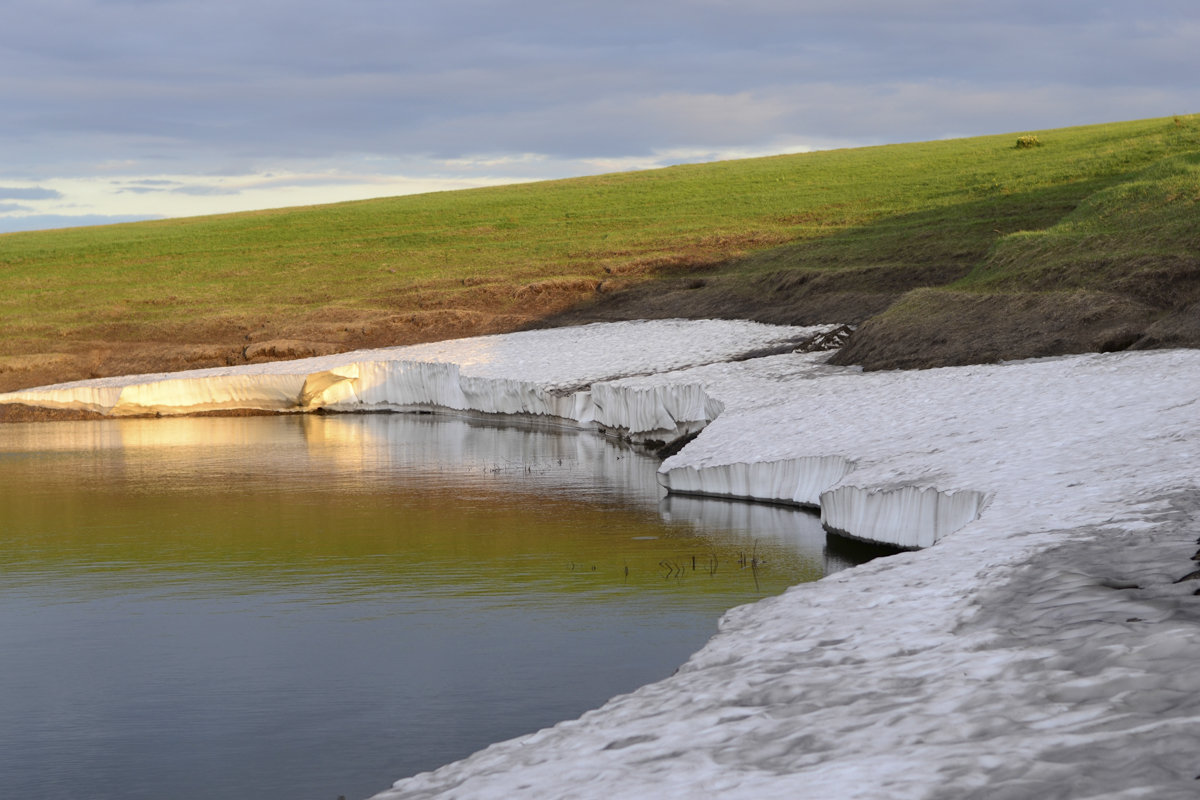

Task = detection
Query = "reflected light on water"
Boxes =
[0,414,866,800]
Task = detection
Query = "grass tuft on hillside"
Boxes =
[2,114,1199,390]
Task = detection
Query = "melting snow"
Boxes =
[4,320,1200,798]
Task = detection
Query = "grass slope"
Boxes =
[2,115,1198,391]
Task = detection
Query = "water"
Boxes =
[0,414,853,800]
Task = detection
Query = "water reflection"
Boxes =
[0,415,866,800]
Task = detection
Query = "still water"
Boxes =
[0,414,857,800]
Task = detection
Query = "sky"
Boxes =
[1,0,1198,234]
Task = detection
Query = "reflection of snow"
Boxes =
[301,414,668,503]
[657,495,858,577]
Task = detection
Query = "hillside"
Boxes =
[2,114,1198,392]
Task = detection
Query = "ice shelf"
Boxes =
[6,321,1200,798]
[0,320,817,437]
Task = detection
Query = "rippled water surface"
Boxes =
[0,414,852,800]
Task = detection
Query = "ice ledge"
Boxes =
[820,483,990,549]
[1,319,820,433]
[657,456,854,509]
[0,357,728,440]
[655,458,988,549]
[1,321,988,549]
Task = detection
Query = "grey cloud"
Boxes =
[0,186,62,200]
[170,185,242,196]
[0,203,31,213]
[117,183,238,196]
[0,0,1197,177]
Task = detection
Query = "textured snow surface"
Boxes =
[6,322,1200,798]
[372,346,1200,799]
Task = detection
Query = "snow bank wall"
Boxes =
[114,373,308,415]
[303,362,728,440]
[591,381,722,437]
[1,357,728,439]
[2,383,125,415]
[309,360,719,436]
[656,456,984,549]
[820,484,988,549]
[657,456,854,508]
[2,320,822,440]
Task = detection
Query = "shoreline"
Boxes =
[376,340,1200,799]
[5,320,1200,798]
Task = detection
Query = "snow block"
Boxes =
[305,361,467,410]
[0,320,816,437]
[819,484,988,549]
[459,374,582,419]
[656,456,854,507]
[591,381,723,436]
[111,373,307,416]
[0,384,124,415]
[304,361,725,439]
[305,360,592,421]
[0,357,727,441]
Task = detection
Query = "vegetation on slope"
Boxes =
[829,145,1200,368]
[1,115,1198,391]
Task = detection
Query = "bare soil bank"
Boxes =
[0,305,545,395]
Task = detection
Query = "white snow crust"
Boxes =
[6,321,1200,798]
[0,320,816,436]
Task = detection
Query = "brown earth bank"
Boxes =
[0,308,541,394]
[3,255,1199,397]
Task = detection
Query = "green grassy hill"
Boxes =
[2,114,1198,391]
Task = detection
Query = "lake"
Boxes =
[0,413,863,800]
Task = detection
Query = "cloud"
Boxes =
[0,186,62,200]
[117,184,241,196]
[4,1,1197,168]
[0,0,1197,227]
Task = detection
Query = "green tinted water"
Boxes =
[0,414,849,800]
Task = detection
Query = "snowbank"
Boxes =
[6,321,1200,798]
[372,345,1200,799]
[0,320,816,438]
